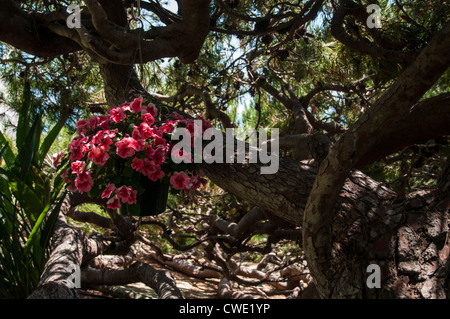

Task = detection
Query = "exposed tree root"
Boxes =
[81,261,183,299]
[217,278,260,299]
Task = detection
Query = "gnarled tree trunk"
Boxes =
[103,59,449,299]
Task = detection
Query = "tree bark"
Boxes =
[303,21,450,298]
[81,261,183,299]
[96,59,450,299]
[28,194,183,299]
[27,211,103,299]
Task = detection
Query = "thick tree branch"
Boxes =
[356,92,450,168]
[303,20,450,297]
[276,133,331,162]
[0,0,211,65]
[330,0,418,65]
[218,278,260,299]
[81,261,184,299]
[253,76,313,134]
[28,212,105,298]
[66,209,113,229]
[0,0,81,57]
[150,84,235,128]
[139,0,182,25]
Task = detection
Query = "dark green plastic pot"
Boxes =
[137,178,170,216]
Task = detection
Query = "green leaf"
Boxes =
[39,191,67,250]
[110,175,122,185]
[123,165,134,177]
[0,142,8,161]
[38,118,66,167]
[7,171,44,222]
[127,203,140,216]
[16,81,32,149]
[23,202,50,254]
[0,132,15,168]
[88,185,102,199]
[15,117,42,180]
[30,167,52,208]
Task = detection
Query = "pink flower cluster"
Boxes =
[100,184,137,210]
[63,96,209,210]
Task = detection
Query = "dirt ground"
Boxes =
[79,258,289,299]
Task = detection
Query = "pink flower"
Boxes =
[108,107,126,123]
[169,112,184,121]
[172,149,192,163]
[132,126,144,141]
[92,130,114,151]
[142,103,158,117]
[115,137,140,158]
[74,170,93,193]
[161,120,175,133]
[88,147,110,166]
[67,182,78,192]
[141,113,155,126]
[148,169,165,182]
[186,176,208,191]
[116,185,137,204]
[138,122,154,139]
[120,103,131,112]
[170,171,190,190]
[130,96,143,113]
[76,119,89,135]
[131,157,145,172]
[153,136,167,148]
[132,157,164,181]
[52,150,64,167]
[150,147,166,165]
[71,160,86,174]
[185,120,195,134]
[98,116,110,130]
[143,161,159,178]
[149,104,158,117]
[132,124,154,142]
[107,196,121,209]
[68,136,89,161]
[101,183,116,199]
[89,116,99,130]
[141,158,158,177]
[61,168,73,184]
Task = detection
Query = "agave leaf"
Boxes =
[16,81,32,149]
[0,132,15,168]
[15,117,42,180]
[39,191,66,250]
[38,116,67,168]
[7,170,44,222]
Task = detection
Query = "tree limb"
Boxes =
[356,92,450,168]
[81,261,184,299]
[303,20,450,297]
[330,0,418,65]
[0,0,81,57]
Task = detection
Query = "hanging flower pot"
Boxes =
[60,96,210,214]
[137,178,170,216]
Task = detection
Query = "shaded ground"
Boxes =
[80,258,288,299]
